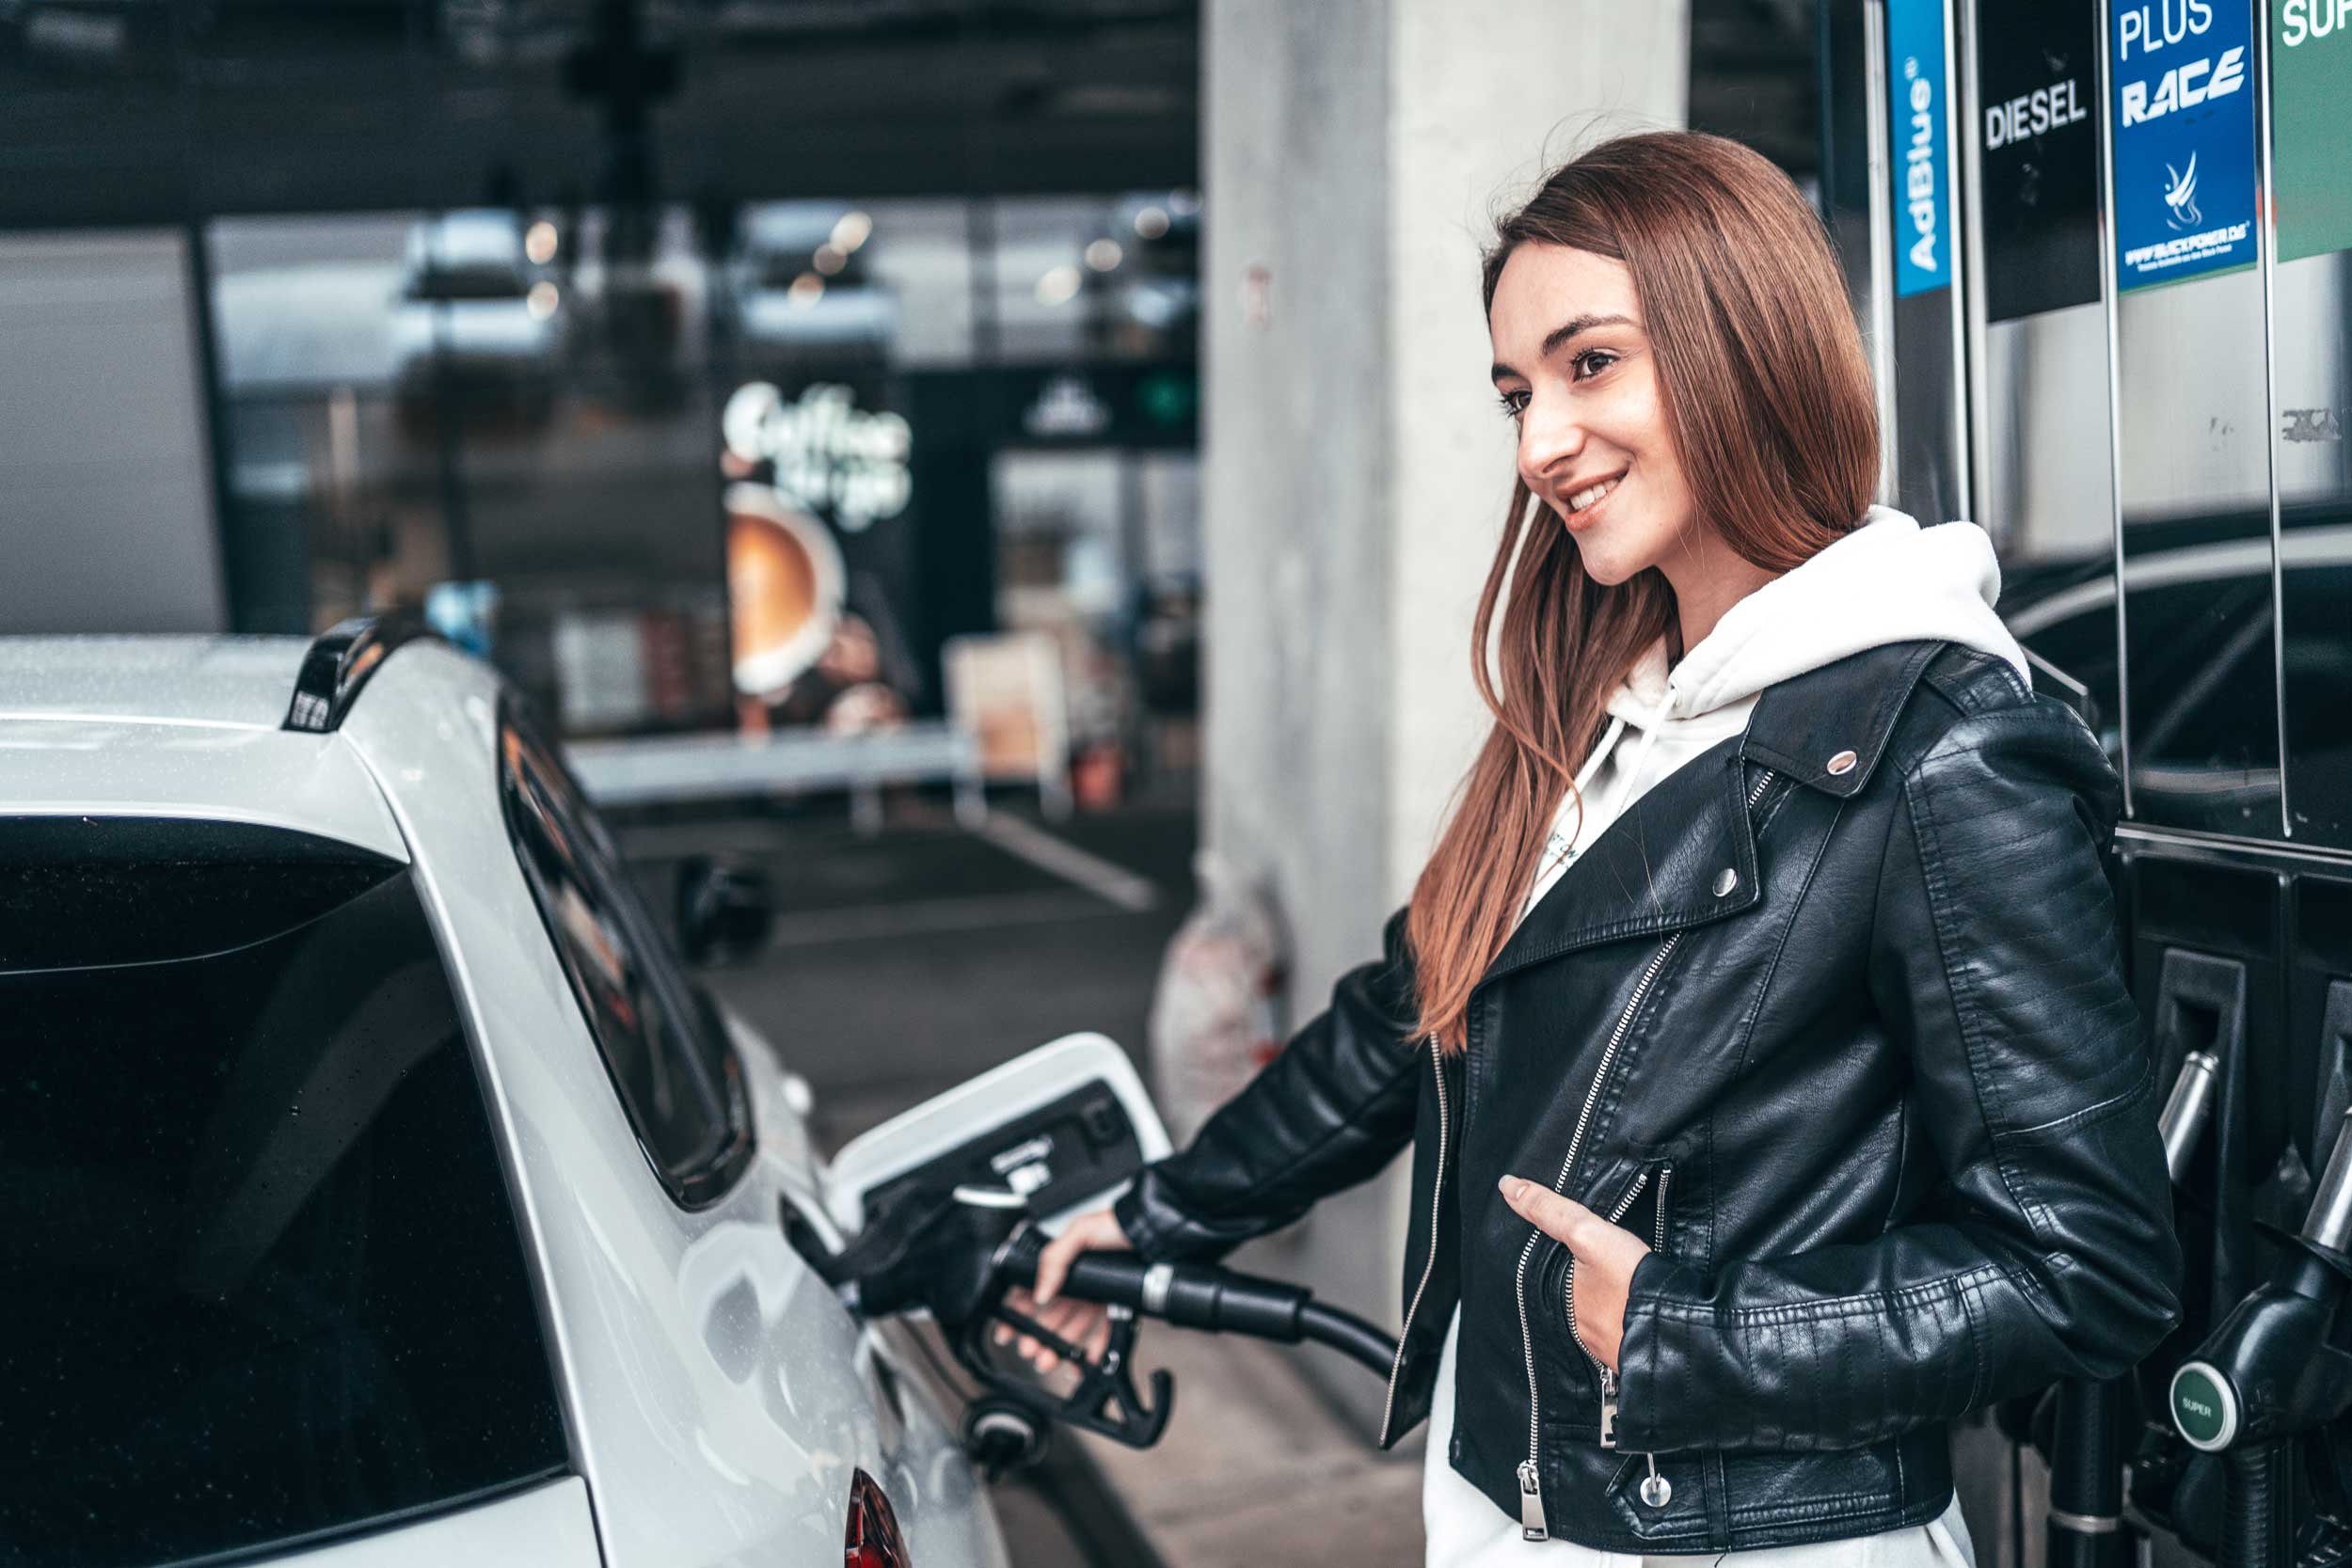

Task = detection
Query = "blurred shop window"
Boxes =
[848,199,976,367]
[945,629,1075,820]
[721,200,906,365]
[207,206,734,737]
[449,203,732,736]
[208,212,437,635]
[992,448,1200,808]
[990,192,1199,364]
[500,704,753,1208]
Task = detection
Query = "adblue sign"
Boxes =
[1887,0,1953,298]
[2107,0,2261,290]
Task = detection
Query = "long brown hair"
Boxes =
[1407,130,1880,1053]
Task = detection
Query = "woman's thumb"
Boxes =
[1034,1234,1073,1306]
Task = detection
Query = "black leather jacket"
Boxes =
[1114,640,2184,1554]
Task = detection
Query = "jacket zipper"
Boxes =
[1377,1032,1448,1448]
[1516,765,1772,1542]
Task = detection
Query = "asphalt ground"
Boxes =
[616,789,1197,1150]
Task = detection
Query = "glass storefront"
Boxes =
[201,189,1200,747]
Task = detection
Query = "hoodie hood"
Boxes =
[1608,504,2029,731]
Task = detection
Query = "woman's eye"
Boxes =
[1571,350,1618,381]
[1496,389,1528,420]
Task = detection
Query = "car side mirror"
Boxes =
[675,855,773,966]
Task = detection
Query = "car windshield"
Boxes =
[0,817,569,1567]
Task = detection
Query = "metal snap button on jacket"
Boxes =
[1826,749,1858,775]
[1712,867,1739,896]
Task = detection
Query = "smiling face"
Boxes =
[1487,243,1699,587]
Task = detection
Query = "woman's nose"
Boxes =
[1519,400,1585,483]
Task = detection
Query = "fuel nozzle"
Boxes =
[2168,1108,2352,1566]
[2171,1107,2352,1455]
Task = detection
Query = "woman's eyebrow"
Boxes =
[1489,311,1638,383]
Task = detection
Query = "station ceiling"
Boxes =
[0,0,1202,228]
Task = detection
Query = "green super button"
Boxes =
[2171,1362,2240,1452]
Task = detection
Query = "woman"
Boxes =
[1002,131,2182,1563]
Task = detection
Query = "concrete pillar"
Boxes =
[1199,0,1689,1433]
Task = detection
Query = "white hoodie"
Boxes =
[1425,504,2019,1566]
[1515,504,2032,925]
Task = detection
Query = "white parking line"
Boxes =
[974,814,1161,912]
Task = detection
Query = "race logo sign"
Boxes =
[1888,0,1955,298]
[2274,0,2352,262]
[2108,0,2261,291]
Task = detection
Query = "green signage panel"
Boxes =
[2275,2,2352,262]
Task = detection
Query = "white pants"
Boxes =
[1422,1307,1978,1567]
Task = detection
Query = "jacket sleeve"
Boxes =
[1613,700,2184,1453]
[1111,903,1426,1264]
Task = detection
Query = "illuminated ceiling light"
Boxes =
[832,210,874,253]
[524,220,559,264]
[526,280,560,320]
[1132,206,1170,240]
[813,243,847,276]
[788,272,826,309]
[1168,190,1200,217]
[1035,264,1083,306]
[1084,238,1124,272]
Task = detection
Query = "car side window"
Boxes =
[499,702,753,1207]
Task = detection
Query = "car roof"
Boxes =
[0,634,410,861]
[0,635,310,728]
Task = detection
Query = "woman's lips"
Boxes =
[1562,472,1626,531]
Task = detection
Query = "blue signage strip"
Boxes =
[1887,0,1954,298]
[2107,0,2261,291]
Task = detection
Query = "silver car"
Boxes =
[0,624,1010,1568]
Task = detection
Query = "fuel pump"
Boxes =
[2047,1051,2221,1566]
[2168,1105,2352,1566]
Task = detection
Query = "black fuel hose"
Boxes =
[2220,1441,2293,1568]
[2045,1377,2128,1568]
[1002,1232,1401,1378]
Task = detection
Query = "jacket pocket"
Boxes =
[1552,1162,1674,1346]
[1552,1161,1665,1363]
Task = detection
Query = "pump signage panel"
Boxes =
[1887,0,1954,297]
[1976,0,2104,319]
[2274,0,2352,261]
[2107,0,2261,291]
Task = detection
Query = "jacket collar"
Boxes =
[1740,638,1947,800]
[1475,639,1946,993]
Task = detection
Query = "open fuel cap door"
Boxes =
[824,1032,1173,1241]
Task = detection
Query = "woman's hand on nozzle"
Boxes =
[993,1207,1133,1375]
